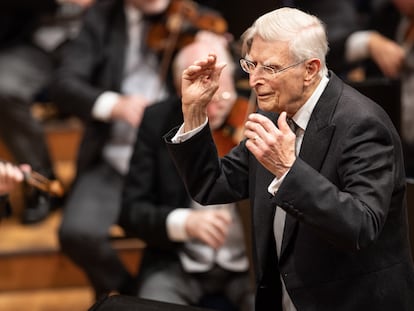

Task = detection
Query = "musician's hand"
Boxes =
[369,32,405,79]
[245,112,296,178]
[185,208,232,249]
[110,95,150,128]
[181,53,226,132]
[0,163,26,196]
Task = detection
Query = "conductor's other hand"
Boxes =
[245,111,297,179]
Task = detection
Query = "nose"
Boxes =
[249,70,264,88]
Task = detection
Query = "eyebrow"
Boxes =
[245,54,282,66]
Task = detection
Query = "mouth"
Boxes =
[256,92,274,100]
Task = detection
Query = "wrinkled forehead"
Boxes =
[246,36,292,63]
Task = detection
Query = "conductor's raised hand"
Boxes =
[181,53,226,132]
[245,112,297,178]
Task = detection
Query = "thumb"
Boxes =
[277,111,291,134]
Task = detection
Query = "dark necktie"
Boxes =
[287,118,299,135]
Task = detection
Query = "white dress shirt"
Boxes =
[93,4,169,174]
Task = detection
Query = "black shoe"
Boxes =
[21,189,53,224]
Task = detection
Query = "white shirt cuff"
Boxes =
[166,208,191,241]
[268,170,289,196]
[346,31,373,63]
[171,118,209,143]
[92,91,120,121]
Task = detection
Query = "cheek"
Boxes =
[268,80,285,98]
[273,80,300,106]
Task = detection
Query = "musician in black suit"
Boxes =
[0,0,94,224]
[120,32,254,310]
[165,7,414,311]
[51,0,173,300]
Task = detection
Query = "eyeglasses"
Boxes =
[239,58,305,77]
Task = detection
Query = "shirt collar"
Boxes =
[292,75,329,131]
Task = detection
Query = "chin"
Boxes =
[257,101,274,112]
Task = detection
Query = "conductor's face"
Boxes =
[244,35,308,117]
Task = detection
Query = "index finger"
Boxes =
[247,113,280,134]
[184,54,217,76]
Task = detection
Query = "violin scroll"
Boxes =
[23,170,65,197]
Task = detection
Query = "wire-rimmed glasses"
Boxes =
[239,58,306,77]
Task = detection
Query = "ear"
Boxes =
[304,58,321,84]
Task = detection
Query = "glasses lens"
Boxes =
[262,65,276,75]
[240,59,254,73]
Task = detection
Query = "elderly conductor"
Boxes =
[165,7,414,311]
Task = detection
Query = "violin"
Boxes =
[23,170,64,198]
[0,160,64,197]
[212,94,257,157]
[147,0,228,52]
[147,0,228,85]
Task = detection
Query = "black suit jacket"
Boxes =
[51,0,127,174]
[165,72,414,310]
[0,0,58,48]
[51,0,176,175]
[119,96,194,284]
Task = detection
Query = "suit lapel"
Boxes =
[280,72,341,259]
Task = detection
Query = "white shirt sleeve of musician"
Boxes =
[345,30,372,62]
[92,91,120,121]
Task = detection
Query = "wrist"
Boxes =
[182,105,208,133]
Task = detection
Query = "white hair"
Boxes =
[241,7,329,77]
